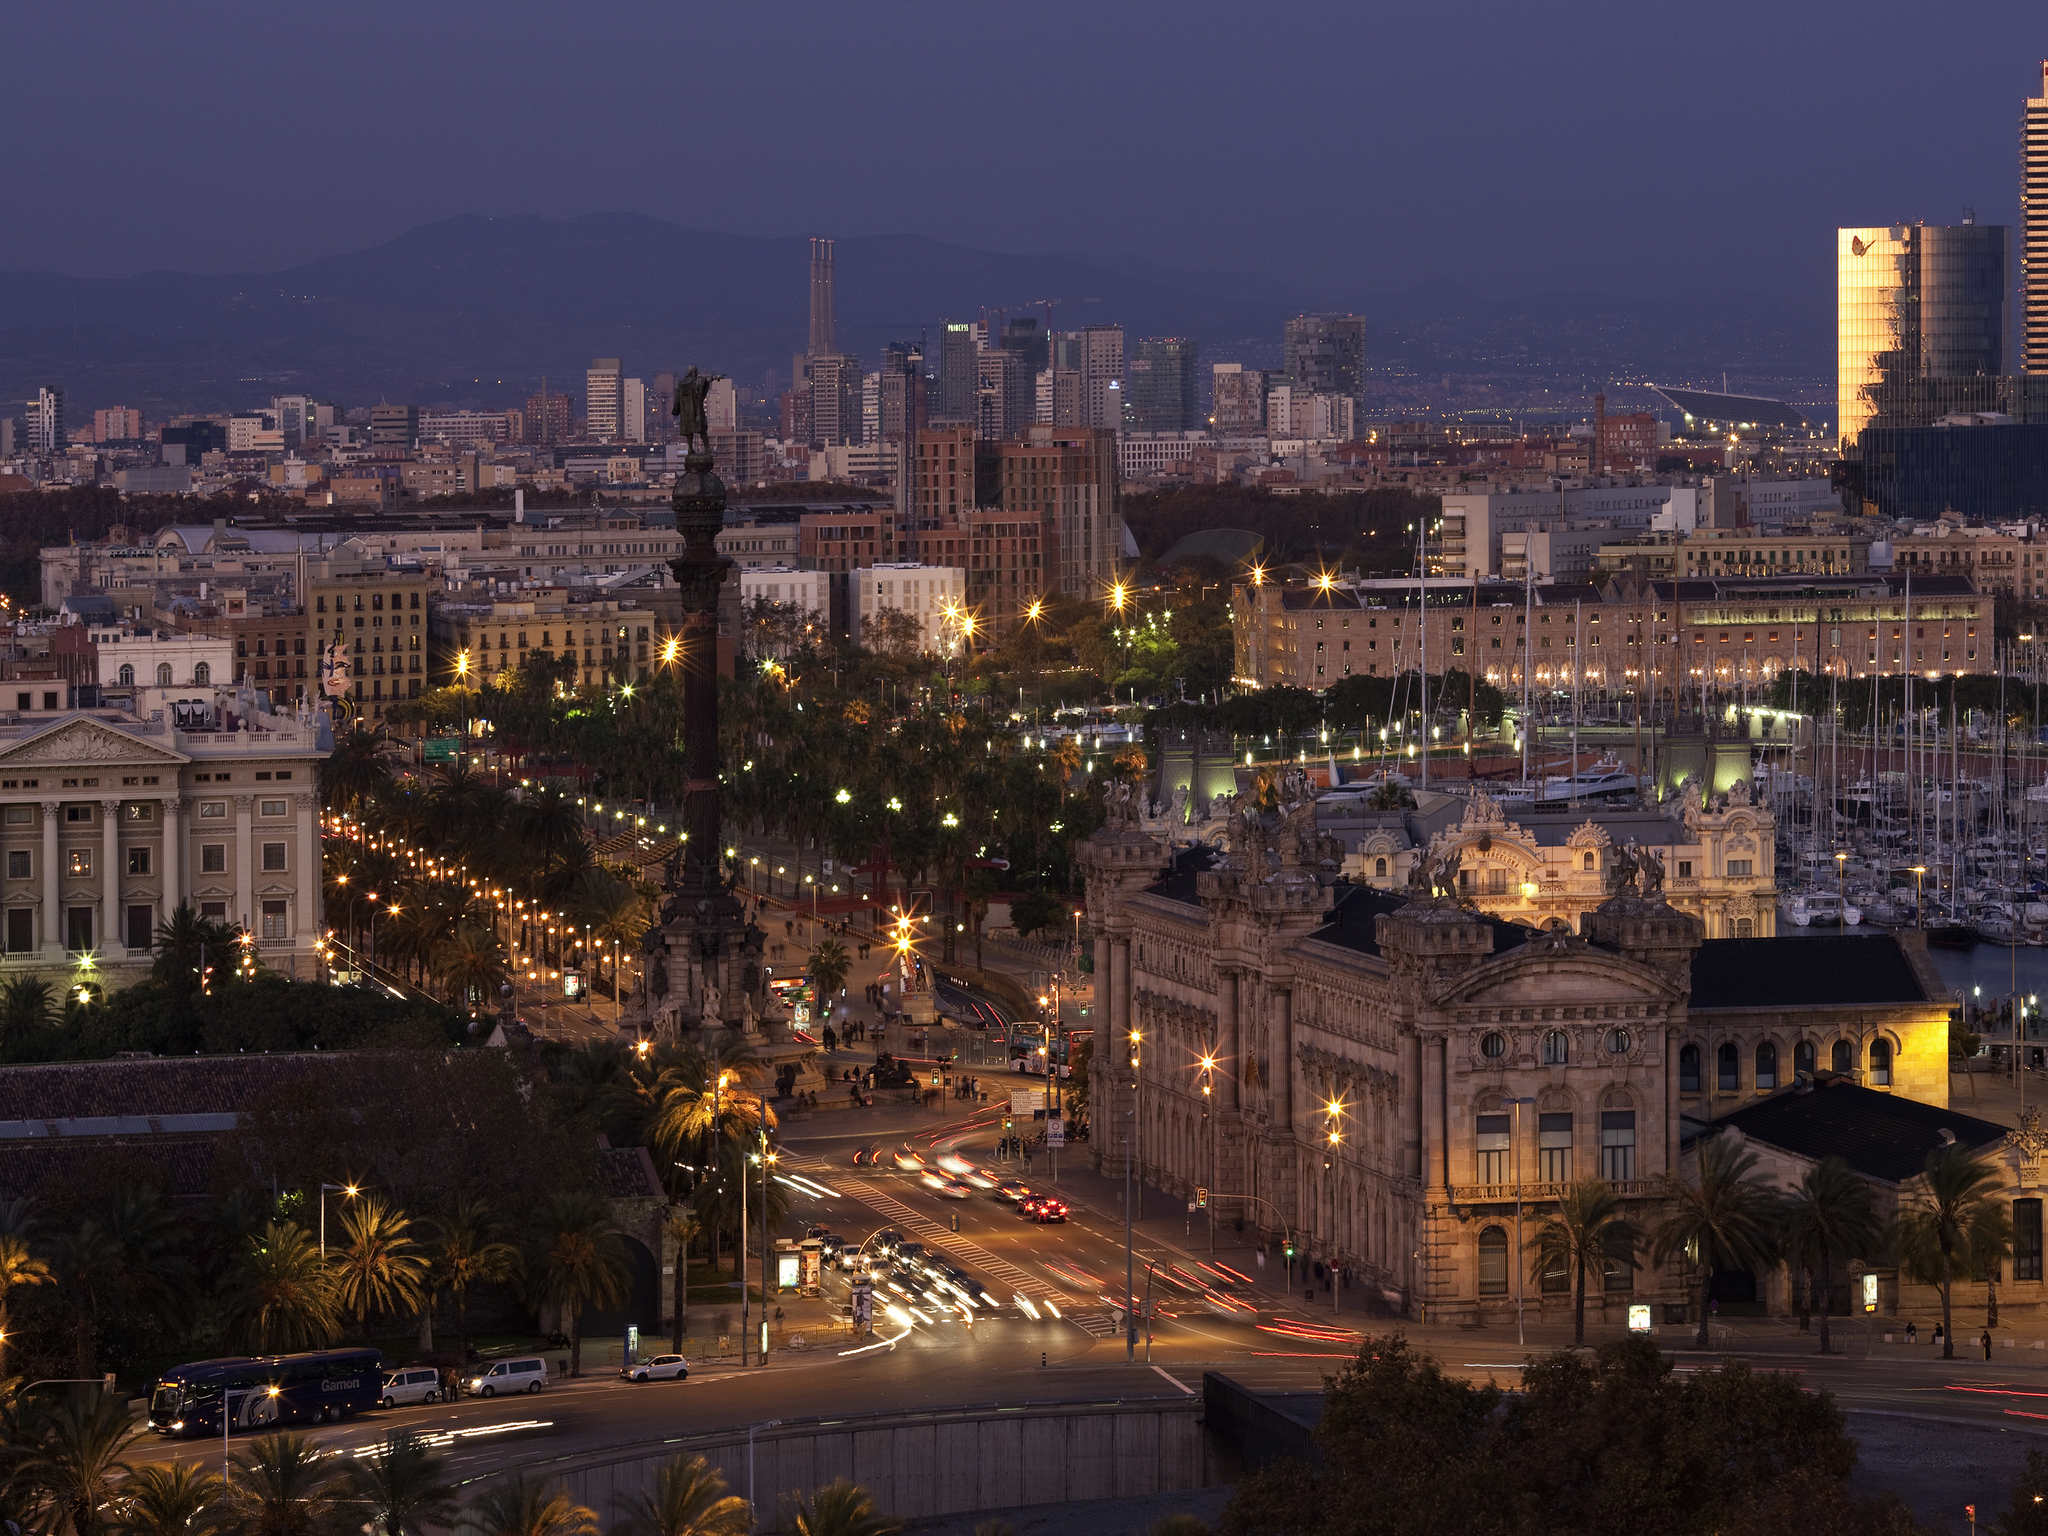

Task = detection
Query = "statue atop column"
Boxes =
[672,367,723,455]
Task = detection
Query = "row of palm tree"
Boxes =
[0,1397,903,1536]
[1532,1134,2010,1358]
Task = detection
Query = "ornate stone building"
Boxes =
[1081,777,1951,1326]
[1336,782,1777,938]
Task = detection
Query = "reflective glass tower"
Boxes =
[1836,221,2010,454]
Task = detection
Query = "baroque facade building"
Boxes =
[1081,777,1951,1327]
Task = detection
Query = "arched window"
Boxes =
[1832,1039,1856,1075]
[1717,1042,1739,1092]
[1374,857,1387,878]
[155,663,172,687]
[117,664,134,687]
[1734,917,1754,938]
[1606,1027,1631,1056]
[193,662,211,685]
[1869,1038,1893,1086]
[1678,1044,1701,1094]
[1583,851,1596,871]
[1794,1040,1817,1079]
[1755,1042,1778,1093]
[1542,1030,1569,1066]
[1477,1226,1509,1296]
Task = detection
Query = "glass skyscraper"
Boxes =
[1124,336,1200,432]
[1837,221,2010,454]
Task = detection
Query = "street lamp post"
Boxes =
[1834,849,1847,918]
[318,1181,358,1257]
[1126,1023,1140,1363]
[759,1125,774,1366]
[1911,864,1927,928]
[1505,1096,1536,1348]
[1198,1051,1218,1252]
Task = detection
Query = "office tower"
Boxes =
[934,323,978,423]
[707,377,738,433]
[1210,364,1266,434]
[651,372,678,442]
[1125,337,1200,432]
[807,354,863,446]
[368,403,417,449]
[862,372,882,444]
[26,386,65,456]
[1053,326,1125,432]
[268,395,310,448]
[619,378,647,443]
[997,425,1119,597]
[2027,63,2048,373]
[809,237,837,357]
[585,357,623,442]
[878,343,926,442]
[1837,221,2010,453]
[1283,314,1367,402]
[999,316,1049,376]
[976,349,1029,442]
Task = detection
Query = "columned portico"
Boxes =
[232,795,254,933]
[100,799,120,958]
[38,800,59,961]
[160,798,182,926]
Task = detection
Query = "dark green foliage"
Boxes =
[1220,1335,1928,1536]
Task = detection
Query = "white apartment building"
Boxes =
[586,358,622,442]
[851,564,968,654]
[1119,433,1209,480]
[0,698,326,984]
[622,378,648,444]
[85,624,235,717]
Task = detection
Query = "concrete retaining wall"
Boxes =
[537,1400,1215,1530]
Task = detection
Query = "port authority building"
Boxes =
[1081,788,1982,1328]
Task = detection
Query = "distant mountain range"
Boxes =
[0,212,1829,417]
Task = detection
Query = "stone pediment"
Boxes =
[0,718,189,769]
[1431,938,1683,1009]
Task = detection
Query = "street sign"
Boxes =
[1010,1089,1038,1119]
[424,736,459,764]
[1186,1201,1196,1214]
[1046,1117,1065,1148]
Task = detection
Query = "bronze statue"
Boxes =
[672,366,724,453]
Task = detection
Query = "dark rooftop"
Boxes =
[1650,385,1808,431]
[1712,1076,2006,1183]
[1307,883,1533,960]
[1689,935,1933,1010]
[1143,844,1220,907]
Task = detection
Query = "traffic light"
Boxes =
[1283,1241,1295,1260]
[1003,1116,1013,1131]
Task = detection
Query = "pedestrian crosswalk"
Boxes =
[1068,1311,1117,1339]
[838,1176,1076,1308]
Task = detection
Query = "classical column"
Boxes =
[99,800,121,955]
[233,795,255,931]
[1093,934,1113,1028]
[295,794,319,961]
[159,798,182,926]
[1218,971,1241,1111]
[39,800,60,959]
[1421,1031,1446,1191]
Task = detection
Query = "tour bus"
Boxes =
[147,1348,384,1436]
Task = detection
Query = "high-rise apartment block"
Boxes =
[92,407,143,443]
[911,425,985,536]
[1283,314,1366,402]
[1053,326,1124,432]
[996,425,1119,598]
[1125,337,1199,432]
[2027,63,2048,374]
[976,349,1030,442]
[877,343,925,443]
[26,387,65,456]
[622,377,648,444]
[1210,364,1266,434]
[1837,221,2009,453]
[367,404,417,451]
[806,354,864,447]
[585,358,623,442]
[524,390,572,444]
[934,323,979,424]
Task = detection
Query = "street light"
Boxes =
[1197,1051,1218,1251]
[1911,864,1927,927]
[1834,849,1848,916]
[318,1182,358,1257]
[1126,1022,1141,1362]
[1502,1096,1537,1347]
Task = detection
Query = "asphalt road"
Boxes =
[132,1103,2048,1491]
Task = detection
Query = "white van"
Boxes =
[467,1356,548,1397]
[380,1367,442,1408]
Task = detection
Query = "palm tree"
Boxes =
[434,922,510,1014]
[459,1475,600,1536]
[0,1230,50,1374]
[227,1433,346,1536]
[226,1221,339,1353]
[1776,1156,1883,1355]
[18,1391,141,1536]
[152,903,236,999]
[322,726,392,812]
[114,1463,229,1536]
[785,1480,903,1536]
[332,1198,428,1326]
[338,1431,460,1536]
[1528,1178,1634,1346]
[616,1454,751,1536]
[665,1205,700,1354]
[1652,1133,1780,1350]
[0,975,53,1043]
[429,1198,521,1354]
[806,938,852,1005]
[1896,1141,2013,1359]
[533,1195,630,1377]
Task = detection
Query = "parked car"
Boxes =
[379,1367,442,1408]
[467,1357,548,1396]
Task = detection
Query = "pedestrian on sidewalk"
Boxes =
[1983,1328,1994,1361]
[824,1025,837,1053]
[1906,1320,1917,1344]
[1933,1322,1945,1349]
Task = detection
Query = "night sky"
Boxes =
[7,0,2044,309]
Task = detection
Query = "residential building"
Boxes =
[1231,572,1993,691]
[976,349,1030,443]
[914,510,1045,630]
[740,567,830,620]
[524,390,572,445]
[799,508,897,572]
[1282,314,1366,401]
[367,405,417,450]
[1267,385,1354,442]
[1119,433,1209,481]
[877,344,925,443]
[1125,337,1199,433]
[717,520,802,571]
[1210,364,1266,434]
[304,557,432,728]
[850,564,967,652]
[419,411,519,446]
[1065,326,1125,433]
[1838,221,2011,454]
[2026,61,2048,375]
[25,387,64,457]
[1592,398,1661,472]
[432,589,658,693]
[0,701,326,985]
[92,408,142,443]
[1679,528,1871,578]
[708,430,767,485]
[1439,484,1697,578]
[805,355,863,447]
[1889,523,2046,596]
[1080,807,1949,1328]
[621,378,648,444]
[586,358,623,443]
[911,426,987,536]
[996,425,1120,598]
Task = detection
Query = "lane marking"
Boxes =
[1150,1365,1194,1395]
